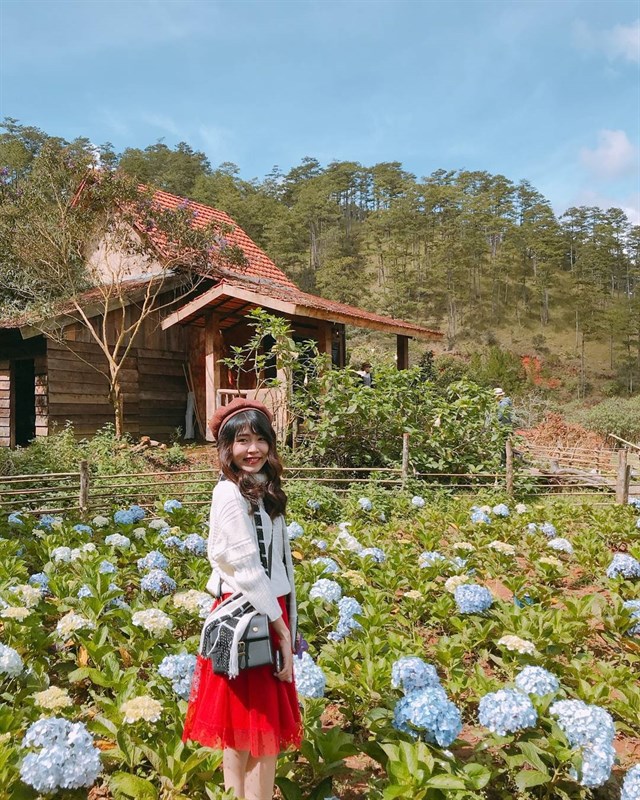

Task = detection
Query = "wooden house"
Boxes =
[0,190,441,447]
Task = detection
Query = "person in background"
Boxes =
[355,361,374,388]
[494,387,513,427]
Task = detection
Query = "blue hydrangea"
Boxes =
[29,573,50,591]
[181,534,206,556]
[328,596,363,641]
[104,533,131,549]
[628,497,640,511]
[623,599,640,636]
[129,505,146,522]
[550,699,615,786]
[391,657,441,694]
[393,685,462,746]
[312,557,339,575]
[540,522,557,538]
[621,765,640,800]
[0,642,24,677]
[293,652,326,698]
[606,553,640,579]
[514,666,560,697]
[158,653,196,700]
[470,506,491,524]
[360,547,386,563]
[39,514,61,530]
[411,496,425,508]
[287,521,304,540]
[8,511,24,525]
[163,535,183,549]
[309,578,342,603]
[527,523,539,534]
[137,550,169,573]
[98,560,116,575]
[358,497,373,512]
[140,569,176,596]
[478,689,537,736]
[113,509,136,526]
[73,524,93,535]
[164,499,182,513]
[419,551,446,568]
[547,537,574,555]
[307,499,321,511]
[20,717,101,792]
[637,518,640,530]
[312,539,327,550]
[77,585,93,599]
[492,503,510,517]
[454,584,493,614]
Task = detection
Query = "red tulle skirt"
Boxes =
[182,595,303,757]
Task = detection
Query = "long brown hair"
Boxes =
[216,409,287,518]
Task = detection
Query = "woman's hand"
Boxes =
[272,618,293,683]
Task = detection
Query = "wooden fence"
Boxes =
[0,435,637,516]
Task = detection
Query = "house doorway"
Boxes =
[14,359,35,446]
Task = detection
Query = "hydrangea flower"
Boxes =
[0,643,24,677]
[293,652,326,698]
[309,578,342,603]
[621,765,640,800]
[56,611,95,638]
[13,584,42,608]
[550,699,616,787]
[20,718,101,792]
[29,573,50,592]
[113,509,137,525]
[445,575,469,594]
[358,497,373,512]
[411,496,426,508]
[419,550,446,568]
[121,695,163,723]
[158,654,196,700]
[540,522,557,538]
[287,521,304,540]
[335,524,364,554]
[73,524,93,535]
[92,515,110,528]
[493,503,510,517]
[77,585,93,599]
[453,541,476,552]
[181,533,207,556]
[128,505,146,522]
[454,584,493,614]
[312,538,327,550]
[33,686,72,710]
[307,499,321,511]
[547,537,574,555]
[393,685,462,746]
[173,590,212,617]
[163,535,183,549]
[470,506,491,524]
[8,511,24,525]
[527,523,540,534]
[104,533,131,549]
[628,497,640,511]
[478,689,537,736]
[51,546,79,563]
[498,635,537,655]
[132,527,147,540]
[514,666,559,696]
[163,499,182,513]
[488,541,516,555]
[132,608,173,636]
[359,547,386,563]
[148,517,170,530]
[328,596,363,641]
[623,599,640,636]
[39,514,62,530]
[312,556,340,575]
[98,560,116,575]
[391,657,441,694]
[515,503,528,514]
[137,550,169,573]
[606,553,640,579]
[140,569,176,596]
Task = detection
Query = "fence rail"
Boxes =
[0,434,637,516]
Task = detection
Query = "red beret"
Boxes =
[209,397,273,440]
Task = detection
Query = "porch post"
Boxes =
[318,322,333,359]
[204,312,223,442]
[396,335,409,370]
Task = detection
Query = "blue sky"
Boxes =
[1,0,638,222]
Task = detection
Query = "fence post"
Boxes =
[505,439,514,496]
[616,449,630,505]
[401,433,410,488]
[79,460,89,513]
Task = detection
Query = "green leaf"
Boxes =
[425,774,467,790]
[515,770,551,790]
[109,772,158,800]
[275,777,303,800]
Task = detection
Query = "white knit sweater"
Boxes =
[205,478,297,639]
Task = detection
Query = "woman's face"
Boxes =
[231,427,270,474]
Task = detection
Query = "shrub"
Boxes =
[576,396,640,443]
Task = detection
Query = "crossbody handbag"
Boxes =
[199,501,276,678]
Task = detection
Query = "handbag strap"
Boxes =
[218,474,273,578]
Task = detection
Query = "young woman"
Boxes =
[182,398,302,800]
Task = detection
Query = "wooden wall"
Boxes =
[0,360,9,447]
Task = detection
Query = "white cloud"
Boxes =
[573,19,640,63]
[580,130,638,181]
[570,188,640,225]
[139,113,184,139]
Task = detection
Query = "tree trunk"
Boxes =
[110,380,124,439]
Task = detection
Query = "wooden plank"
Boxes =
[137,359,185,376]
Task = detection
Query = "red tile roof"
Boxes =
[148,190,298,289]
